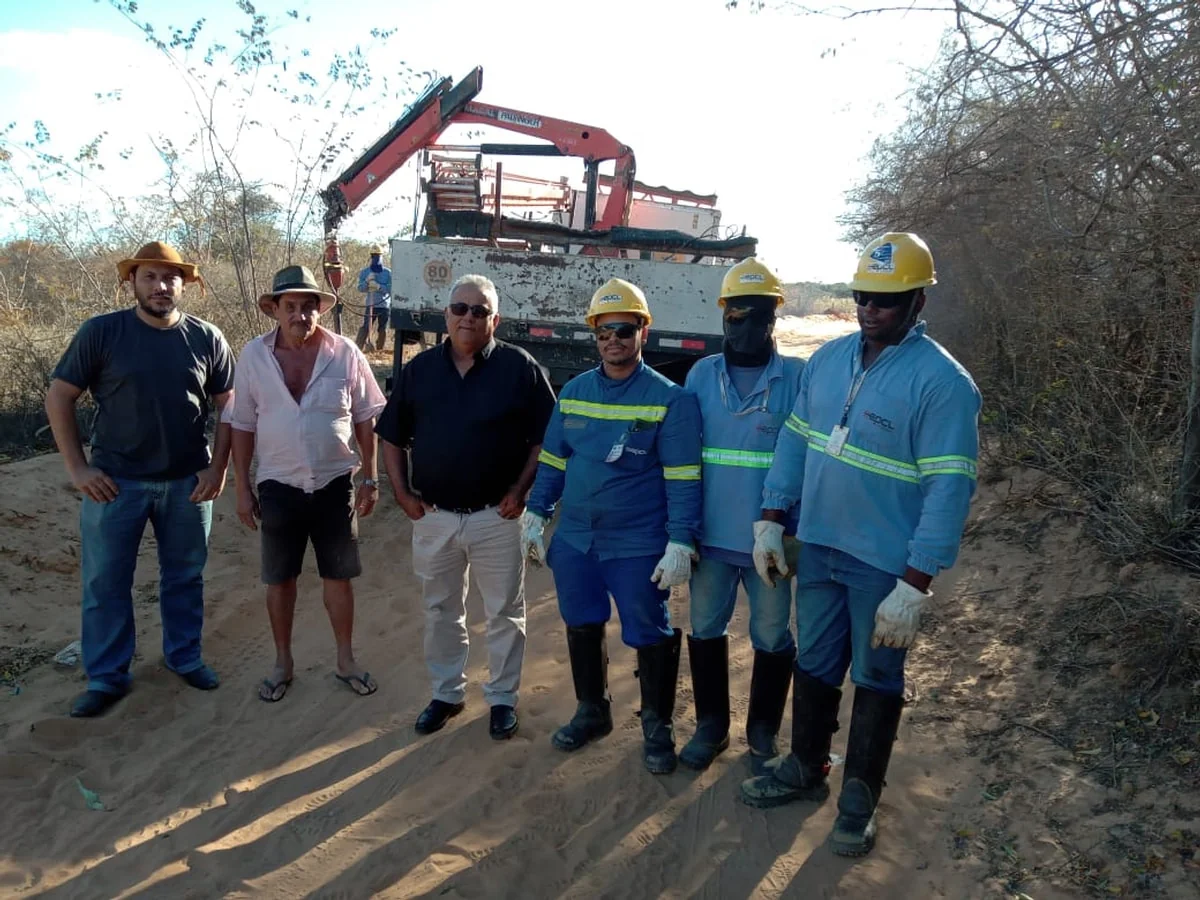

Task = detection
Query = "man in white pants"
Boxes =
[376,274,556,740]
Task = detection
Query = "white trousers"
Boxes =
[411,507,526,707]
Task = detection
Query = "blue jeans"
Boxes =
[547,537,673,648]
[795,543,907,696]
[80,474,213,695]
[688,555,795,654]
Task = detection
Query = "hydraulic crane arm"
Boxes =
[320,67,485,237]
[319,66,637,238]
[452,101,635,231]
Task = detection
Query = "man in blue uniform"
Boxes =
[741,233,981,858]
[355,244,391,352]
[677,258,805,773]
[521,278,702,775]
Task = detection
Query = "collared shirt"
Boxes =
[224,325,387,492]
[762,321,981,577]
[685,350,804,565]
[374,338,556,510]
[527,361,703,560]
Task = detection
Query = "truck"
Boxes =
[318,66,758,390]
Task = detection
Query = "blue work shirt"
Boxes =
[528,361,702,560]
[685,349,804,567]
[762,321,982,578]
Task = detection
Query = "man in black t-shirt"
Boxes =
[376,273,556,741]
[45,241,236,718]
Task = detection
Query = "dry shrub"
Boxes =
[780,294,857,318]
[844,0,1200,570]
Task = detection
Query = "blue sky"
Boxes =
[0,0,955,282]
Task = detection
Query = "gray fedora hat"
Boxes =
[258,264,337,315]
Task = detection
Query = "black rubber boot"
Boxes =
[678,635,730,771]
[637,628,682,774]
[551,623,614,752]
[828,687,904,857]
[740,669,841,808]
[745,646,796,774]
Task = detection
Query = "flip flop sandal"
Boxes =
[258,677,292,702]
[336,672,377,696]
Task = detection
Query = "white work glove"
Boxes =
[650,541,697,589]
[520,511,547,566]
[752,520,788,586]
[367,277,379,291]
[871,578,933,649]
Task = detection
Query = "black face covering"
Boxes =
[723,300,776,367]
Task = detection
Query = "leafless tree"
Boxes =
[732,0,1200,564]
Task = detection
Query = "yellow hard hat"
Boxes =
[848,232,937,293]
[718,258,785,307]
[368,243,385,256]
[585,277,652,328]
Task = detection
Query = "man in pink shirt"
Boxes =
[226,265,387,702]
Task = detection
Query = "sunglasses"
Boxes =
[449,302,494,319]
[853,290,916,310]
[595,322,639,341]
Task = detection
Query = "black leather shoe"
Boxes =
[69,689,125,718]
[415,699,465,734]
[489,704,519,740]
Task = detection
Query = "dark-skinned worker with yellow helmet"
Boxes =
[674,258,806,774]
[521,278,703,775]
[741,233,981,858]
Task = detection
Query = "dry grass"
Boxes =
[779,294,857,318]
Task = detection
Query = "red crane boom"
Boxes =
[319,66,637,297]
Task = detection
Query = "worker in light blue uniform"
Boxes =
[355,244,392,351]
[521,277,702,776]
[741,233,982,860]
[676,257,805,775]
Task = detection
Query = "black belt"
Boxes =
[427,501,494,515]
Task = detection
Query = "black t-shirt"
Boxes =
[375,338,556,509]
[52,308,236,480]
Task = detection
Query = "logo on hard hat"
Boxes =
[739,273,766,284]
[598,293,623,304]
[866,243,895,274]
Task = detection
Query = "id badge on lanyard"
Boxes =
[827,424,849,457]
[605,430,628,463]
[829,369,867,458]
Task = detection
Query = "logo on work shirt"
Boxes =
[564,417,588,429]
[863,410,895,432]
[866,242,895,274]
[757,423,780,436]
[624,447,648,455]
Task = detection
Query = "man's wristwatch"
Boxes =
[361,478,378,488]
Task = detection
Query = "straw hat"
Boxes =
[116,241,200,283]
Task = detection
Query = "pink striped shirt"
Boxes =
[225,325,386,492]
